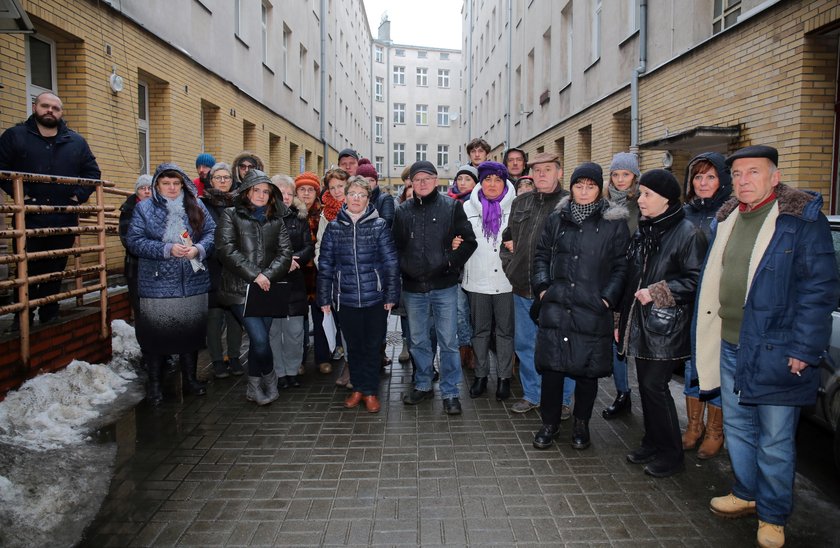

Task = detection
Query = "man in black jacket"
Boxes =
[0,92,100,327]
[393,161,477,414]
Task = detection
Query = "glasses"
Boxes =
[297,187,316,193]
[412,176,436,185]
[212,175,232,182]
[347,192,368,199]
[238,163,255,170]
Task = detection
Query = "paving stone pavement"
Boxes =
[80,318,840,546]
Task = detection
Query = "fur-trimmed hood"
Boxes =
[286,196,309,221]
[231,150,265,187]
[715,183,823,223]
[555,196,629,222]
[683,152,732,204]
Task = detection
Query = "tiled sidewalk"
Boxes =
[80,321,839,546]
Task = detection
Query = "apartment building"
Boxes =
[463,0,840,212]
[372,18,465,188]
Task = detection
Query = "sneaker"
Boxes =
[319,362,333,374]
[560,404,572,421]
[510,399,539,414]
[403,388,434,405]
[710,493,757,519]
[213,360,230,379]
[757,520,784,548]
[228,358,244,376]
[332,346,345,360]
[443,397,462,415]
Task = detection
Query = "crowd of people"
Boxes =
[3,93,837,548]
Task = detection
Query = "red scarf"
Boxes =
[322,191,344,222]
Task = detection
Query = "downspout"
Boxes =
[370,40,374,161]
[504,0,512,150]
[320,0,328,166]
[630,0,647,154]
[466,0,474,143]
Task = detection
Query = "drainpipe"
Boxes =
[504,0,512,150]
[466,0,474,142]
[630,0,647,154]
[320,0,328,166]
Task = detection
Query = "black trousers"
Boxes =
[540,370,598,425]
[636,358,684,464]
[17,233,75,321]
[336,306,387,396]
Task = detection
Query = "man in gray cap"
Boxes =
[694,145,839,548]
[393,160,477,414]
[338,148,359,176]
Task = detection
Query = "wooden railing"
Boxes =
[0,171,116,365]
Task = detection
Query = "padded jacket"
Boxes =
[282,199,315,317]
[682,152,732,239]
[317,205,400,309]
[370,185,396,228]
[201,187,238,307]
[532,198,630,376]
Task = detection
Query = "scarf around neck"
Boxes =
[322,190,344,221]
[570,200,600,225]
[633,202,685,263]
[608,183,637,205]
[478,185,509,241]
[162,193,187,244]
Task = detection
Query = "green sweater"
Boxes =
[719,201,776,344]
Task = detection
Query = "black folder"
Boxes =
[243,281,291,317]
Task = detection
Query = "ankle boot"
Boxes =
[496,378,511,401]
[260,370,279,405]
[398,338,410,362]
[246,376,269,404]
[601,391,631,419]
[571,418,591,450]
[697,404,724,459]
[682,396,706,449]
[145,354,164,406]
[469,376,487,398]
[180,352,207,396]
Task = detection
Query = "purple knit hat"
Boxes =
[477,161,509,184]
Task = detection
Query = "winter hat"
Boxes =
[609,152,640,178]
[455,164,479,185]
[409,160,437,180]
[135,173,153,191]
[725,145,778,167]
[477,161,509,184]
[570,162,604,187]
[639,169,682,205]
[195,153,216,169]
[294,172,321,192]
[338,148,359,161]
[356,158,378,180]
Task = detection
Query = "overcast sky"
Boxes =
[362,0,463,50]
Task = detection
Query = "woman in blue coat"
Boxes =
[126,163,215,406]
[317,176,400,413]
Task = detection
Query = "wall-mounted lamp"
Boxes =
[109,68,124,94]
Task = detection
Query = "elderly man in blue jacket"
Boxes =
[0,91,100,327]
[694,145,839,548]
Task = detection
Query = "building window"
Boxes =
[713,0,741,34]
[394,143,405,166]
[561,4,573,85]
[375,117,384,143]
[282,24,291,82]
[138,81,149,174]
[395,48,405,57]
[415,104,428,126]
[26,34,56,101]
[393,103,405,124]
[261,3,270,64]
[417,50,427,58]
[438,69,450,88]
[440,52,449,60]
[393,66,405,85]
[375,77,384,101]
[416,144,428,162]
[375,156,384,174]
[437,106,450,127]
[591,0,601,63]
[436,145,449,168]
[626,0,639,35]
[234,0,242,37]
[415,67,427,87]
[375,45,384,63]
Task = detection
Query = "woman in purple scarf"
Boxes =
[461,161,517,401]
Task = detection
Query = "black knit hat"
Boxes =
[409,160,437,180]
[570,162,604,187]
[639,169,682,205]
[725,145,778,167]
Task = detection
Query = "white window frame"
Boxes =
[393,103,405,124]
[416,144,427,162]
[375,77,384,101]
[591,1,601,63]
[713,0,741,34]
[375,156,384,174]
[25,33,57,103]
[375,45,384,63]
[436,145,449,168]
[393,143,405,166]
[234,0,242,38]
[393,66,405,85]
[261,3,269,64]
[375,116,384,143]
[138,81,150,174]
[416,67,428,87]
[437,68,450,88]
[437,106,450,127]
[416,104,428,126]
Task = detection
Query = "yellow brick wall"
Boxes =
[1,0,337,272]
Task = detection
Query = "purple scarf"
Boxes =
[478,185,509,241]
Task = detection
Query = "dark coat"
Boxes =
[618,205,707,361]
[370,185,396,228]
[126,165,215,299]
[201,188,237,307]
[682,152,732,239]
[500,186,569,298]
[119,194,140,282]
[282,198,315,316]
[694,184,840,406]
[392,190,477,293]
[532,198,630,377]
[317,204,400,309]
[215,178,293,308]
[0,116,100,228]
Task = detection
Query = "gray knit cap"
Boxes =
[609,152,641,178]
[135,174,153,191]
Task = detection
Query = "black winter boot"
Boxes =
[180,352,207,396]
[469,377,488,398]
[602,391,631,419]
[571,418,591,450]
[145,354,164,406]
[496,378,511,401]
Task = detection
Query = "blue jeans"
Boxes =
[720,339,799,525]
[513,294,540,404]
[232,305,273,376]
[684,358,722,406]
[404,286,462,399]
[456,286,473,347]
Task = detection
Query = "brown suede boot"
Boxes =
[682,396,706,449]
[698,404,724,459]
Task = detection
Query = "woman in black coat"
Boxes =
[618,169,708,478]
[531,163,629,450]
[269,175,315,388]
[216,169,293,406]
[118,174,152,316]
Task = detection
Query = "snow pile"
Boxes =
[0,320,140,451]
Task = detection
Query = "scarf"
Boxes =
[162,193,187,244]
[478,185,509,241]
[251,205,267,223]
[570,200,600,225]
[322,190,344,221]
[632,202,685,263]
[608,183,637,205]
[448,184,472,202]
